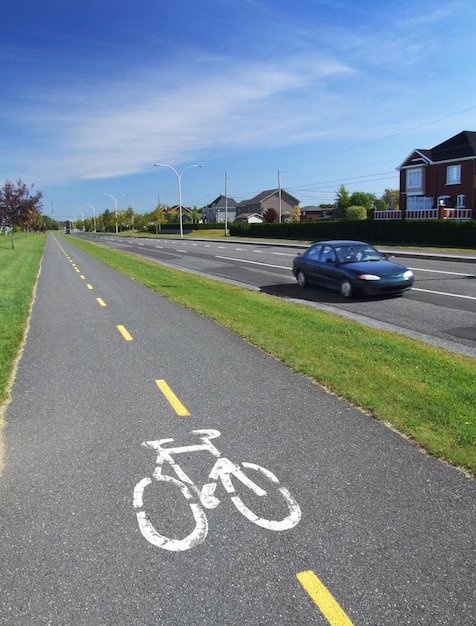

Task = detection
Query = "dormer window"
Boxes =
[446,164,461,185]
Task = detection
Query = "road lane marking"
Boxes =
[155,380,191,416]
[96,298,107,307]
[412,287,476,300]
[80,275,85,279]
[215,255,287,270]
[410,266,475,277]
[87,284,93,290]
[117,325,133,341]
[296,571,354,626]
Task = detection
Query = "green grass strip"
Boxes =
[0,233,46,410]
[68,236,476,476]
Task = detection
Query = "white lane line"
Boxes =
[412,287,476,300]
[410,266,475,277]
[215,255,288,270]
[254,250,296,257]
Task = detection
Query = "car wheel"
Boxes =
[340,279,353,298]
[296,270,308,288]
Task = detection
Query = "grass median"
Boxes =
[66,236,476,477]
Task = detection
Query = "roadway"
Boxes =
[0,233,474,625]
[76,233,476,358]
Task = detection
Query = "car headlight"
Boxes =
[358,274,381,281]
[403,270,413,279]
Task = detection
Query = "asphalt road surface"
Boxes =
[0,233,474,625]
[75,233,476,359]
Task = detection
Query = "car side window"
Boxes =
[320,245,336,263]
[307,245,321,259]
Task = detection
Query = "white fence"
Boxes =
[373,208,472,221]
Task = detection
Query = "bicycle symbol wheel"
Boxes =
[225,462,301,531]
[133,474,208,552]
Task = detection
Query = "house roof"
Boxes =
[399,131,476,168]
[203,194,238,209]
[431,131,476,161]
[248,188,300,204]
[235,212,264,221]
[237,188,300,208]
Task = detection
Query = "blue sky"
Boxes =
[2,0,476,221]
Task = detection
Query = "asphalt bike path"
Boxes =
[0,233,474,625]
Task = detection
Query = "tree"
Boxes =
[0,179,43,249]
[349,191,373,210]
[382,189,399,210]
[263,207,278,222]
[335,185,350,217]
[292,205,301,222]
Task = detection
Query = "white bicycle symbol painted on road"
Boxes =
[133,429,301,551]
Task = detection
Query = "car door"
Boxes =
[300,244,322,284]
[317,244,340,288]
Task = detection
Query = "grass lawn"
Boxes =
[67,236,476,477]
[0,233,46,410]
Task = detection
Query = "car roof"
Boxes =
[311,240,369,246]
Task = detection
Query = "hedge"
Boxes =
[228,219,476,248]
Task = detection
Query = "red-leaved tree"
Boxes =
[0,179,43,249]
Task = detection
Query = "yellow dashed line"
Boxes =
[96,298,107,307]
[87,284,93,290]
[296,571,353,625]
[156,380,191,416]
[117,325,133,341]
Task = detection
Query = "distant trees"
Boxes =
[335,186,400,219]
[0,179,43,248]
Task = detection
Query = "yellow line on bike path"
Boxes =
[117,325,133,341]
[156,380,191,416]
[296,571,354,626]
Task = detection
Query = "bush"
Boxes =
[345,206,368,220]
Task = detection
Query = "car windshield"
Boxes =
[335,244,381,264]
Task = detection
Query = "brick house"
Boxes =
[397,130,476,220]
[236,189,300,222]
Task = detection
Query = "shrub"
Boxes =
[345,206,368,220]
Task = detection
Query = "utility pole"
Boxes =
[224,171,228,236]
[278,169,282,223]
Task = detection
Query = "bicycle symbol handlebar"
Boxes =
[133,429,301,551]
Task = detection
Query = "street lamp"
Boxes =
[102,193,127,234]
[154,163,203,238]
[85,204,97,233]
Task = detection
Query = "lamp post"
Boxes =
[102,193,127,234]
[154,163,202,238]
[78,210,85,232]
[85,204,97,233]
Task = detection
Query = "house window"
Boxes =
[406,168,422,189]
[446,164,461,185]
[438,195,451,208]
[456,194,465,208]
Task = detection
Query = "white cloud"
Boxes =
[12,53,353,183]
